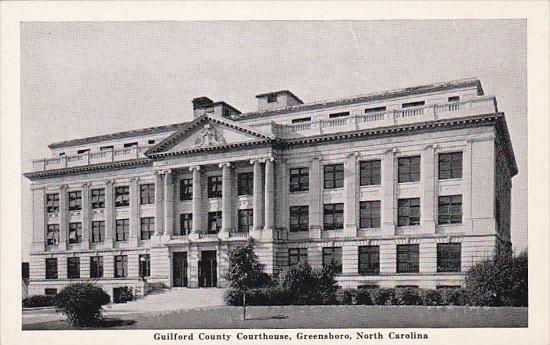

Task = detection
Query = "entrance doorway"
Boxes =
[172,252,188,287]
[199,250,217,287]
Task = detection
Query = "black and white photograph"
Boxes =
[1,2,549,345]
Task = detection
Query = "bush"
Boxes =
[465,252,528,306]
[369,288,396,305]
[225,287,292,306]
[54,283,110,326]
[356,288,374,305]
[336,289,358,305]
[278,262,337,305]
[439,288,470,306]
[394,287,423,305]
[114,286,134,303]
[22,295,55,308]
[419,289,442,306]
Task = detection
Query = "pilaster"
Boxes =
[190,166,202,240]
[381,149,396,235]
[344,152,359,237]
[309,156,322,238]
[220,162,233,236]
[264,157,275,233]
[462,140,473,233]
[104,180,115,247]
[81,182,91,250]
[163,170,174,237]
[129,176,140,246]
[421,144,437,233]
[58,184,68,250]
[154,172,164,237]
[31,187,46,253]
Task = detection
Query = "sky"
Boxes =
[20,20,527,260]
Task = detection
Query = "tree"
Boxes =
[465,251,528,306]
[53,283,110,327]
[226,238,271,319]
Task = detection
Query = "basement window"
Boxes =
[148,140,156,145]
[402,101,425,108]
[59,152,66,157]
[100,145,114,151]
[448,96,460,102]
[364,106,387,113]
[328,111,350,119]
[123,142,138,148]
[77,149,90,154]
[292,117,311,124]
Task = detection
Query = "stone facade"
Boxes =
[24,78,517,298]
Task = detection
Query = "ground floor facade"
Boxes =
[27,233,502,299]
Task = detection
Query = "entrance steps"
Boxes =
[106,287,227,314]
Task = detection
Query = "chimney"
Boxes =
[192,97,214,118]
[192,96,241,119]
[255,90,303,111]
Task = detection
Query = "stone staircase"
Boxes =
[105,287,227,314]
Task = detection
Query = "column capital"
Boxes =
[250,159,260,165]
[346,151,359,158]
[105,179,115,186]
[131,176,140,183]
[311,156,323,162]
[384,147,398,155]
[60,184,69,190]
[189,166,201,172]
[424,143,437,150]
[218,162,232,168]
[81,182,91,188]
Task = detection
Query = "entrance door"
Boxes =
[172,252,188,287]
[198,250,217,287]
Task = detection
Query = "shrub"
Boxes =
[226,239,273,292]
[465,252,528,307]
[394,287,423,305]
[356,289,374,305]
[369,288,395,305]
[419,289,442,306]
[278,262,337,305]
[22,295,55,308]
[336,289,358,305]
[439,288,470,306]
[114,286,134,303]
[53,283,110,327]
[225,287,292,306]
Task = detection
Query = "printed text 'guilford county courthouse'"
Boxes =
[24,78,517,300]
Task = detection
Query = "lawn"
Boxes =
[23,305,527,330]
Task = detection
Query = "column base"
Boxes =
[218,231,230,240]
[381,222,396,236]
[188,233,200,240]
[422,221,436,234]
[81,240,90,251]
[309,226,322,239]
[344,224,357,238]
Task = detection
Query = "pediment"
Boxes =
[146,115,273,156]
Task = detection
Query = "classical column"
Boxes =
[81,182,91,250]
[163,170,174,236]
[129,176,140,244]
[309,157,322,238]
[104,180,115,247]
[190,166,202,237]
[264,157,275,231]
[275,158,289,230]
[220,163,233,234]
[58,184,68,250]
[344,152,359,237]
[154,172,164,236]
[421,144,437,233]
[381,148,396,235]
[252,160,264,230]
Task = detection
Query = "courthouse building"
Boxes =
[24,78,517,298]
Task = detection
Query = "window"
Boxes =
[90,256,103,278]
[437,243,461,272]
[238,172,254,196]
[290,206,309,232]
[115,186,130,207]
[207,211,222,234]
[438,152,463,179]
[148,139,156,145]
[68,191,82,211]
[179,214,193,235]
[323,203,344,230]
[59,152,65,157]
[359,245,380,275]
[324,164,344,189]
[45,288,58,296]
[359,201,381,228]
[398,198,421,226]
[290,167,309,192]
[77,149,90,154]
[359,160,381,186]
[140,217,155,240]
[267,93,277,103]
[288,248,308,267]
[140,184,155,205]
[364,106,387,113]
[208,176,222,198]
[438,195,462,224]
[115,219,129,241]
[180,179,193,201]
[45,258,57,279]
[398,156,421,183]
[329,111,350,119]
[68,222,82,244]
[448,96,460,102]
[46,224,59,246]
[114,255,128,278]
[397,244,419,273]
[322,247,342,274]
[238,209,253,232]
[67,257,80,279]
[291,117,311,124]
[139,254,151,278]
[46,193,59,213]
[123,142,138,148]
[100,145,114,151]
[91,189,105,209]
[402,101,425,108]
[91,221,105,243]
